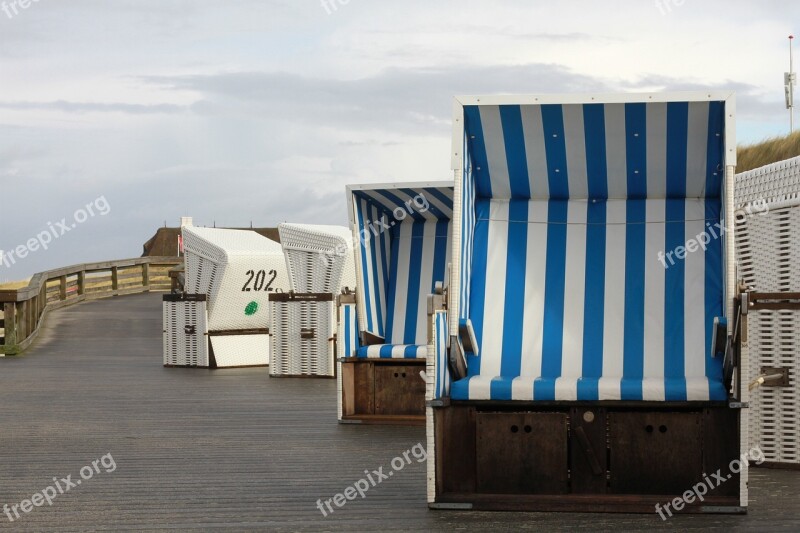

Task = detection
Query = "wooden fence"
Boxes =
[0,257,181,355]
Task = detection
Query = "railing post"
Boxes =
[111,266,119,291]
[39,285,46,317]
[19,300,28,341]
[33,294,40,329]
[77,271,85,296]
[142,262,150,287]
[59,275,67,301]
[3,302,17,349]
[29,295,37,336]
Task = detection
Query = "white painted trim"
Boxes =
[723,93,737,167]
[451,97,467,172]
[454,90,736,107]
[725,165,736,331]
[346,181,454,193]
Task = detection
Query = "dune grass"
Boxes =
[0,280,31,290]
[737,130,800,173]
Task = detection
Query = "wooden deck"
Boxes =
[1,292,798,531]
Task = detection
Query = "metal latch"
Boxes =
[749,367,791,390]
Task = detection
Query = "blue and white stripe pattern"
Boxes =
[353,196,392,339]
[351,185,453,359]
[459,131,476,323]
[358,344,428,359]
[450,100,729,401]
[461,101,725,200]
[432,311,450,399]
[353,188,453,222]
[337,303,359,359]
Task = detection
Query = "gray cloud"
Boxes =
[1,0,795,281]
[620,75,785,120]
[0,100,187,114]
[145,63,611,134]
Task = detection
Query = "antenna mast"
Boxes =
[786,35,796,133]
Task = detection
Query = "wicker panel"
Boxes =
[736,205,800,292]
[735,155,800,208]
[736,156,800,465]
[269,299,335,377]
[182,227,291,331]
[184,235,223,296]
[278,223,356,293]
[162,297,209,367]
[747,309,800,464]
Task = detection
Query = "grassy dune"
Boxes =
[737,130,800,172]
[0,280,31,290]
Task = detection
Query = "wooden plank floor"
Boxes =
[1,293,799,531]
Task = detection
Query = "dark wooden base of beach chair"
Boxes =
[340,358,426,425]
[431,403,742,513]
[430,493,745,514]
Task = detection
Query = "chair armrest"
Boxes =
[362,331,385,346]
[711,316,727,358]
[427,310,451,401]
[449,336,467,381]
[458,318,479,356]
[446,318,478,381]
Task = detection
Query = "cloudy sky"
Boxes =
[0,0,797,280]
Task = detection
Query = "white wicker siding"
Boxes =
[182,226,290,331]
[736,155,800,465]
[162,297,209,367]
[278,223,356,294]
[269,299,335,377]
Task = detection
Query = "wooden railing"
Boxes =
[0,256,181,355]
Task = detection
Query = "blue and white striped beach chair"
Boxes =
[337,182,453,424]
[427,92,749,513]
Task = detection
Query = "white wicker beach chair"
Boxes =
[735,155,800,466]
[164,226,289,368]
[269,224,356,378]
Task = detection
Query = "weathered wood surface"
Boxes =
[0,257,179,354]
[0,293,799,531]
